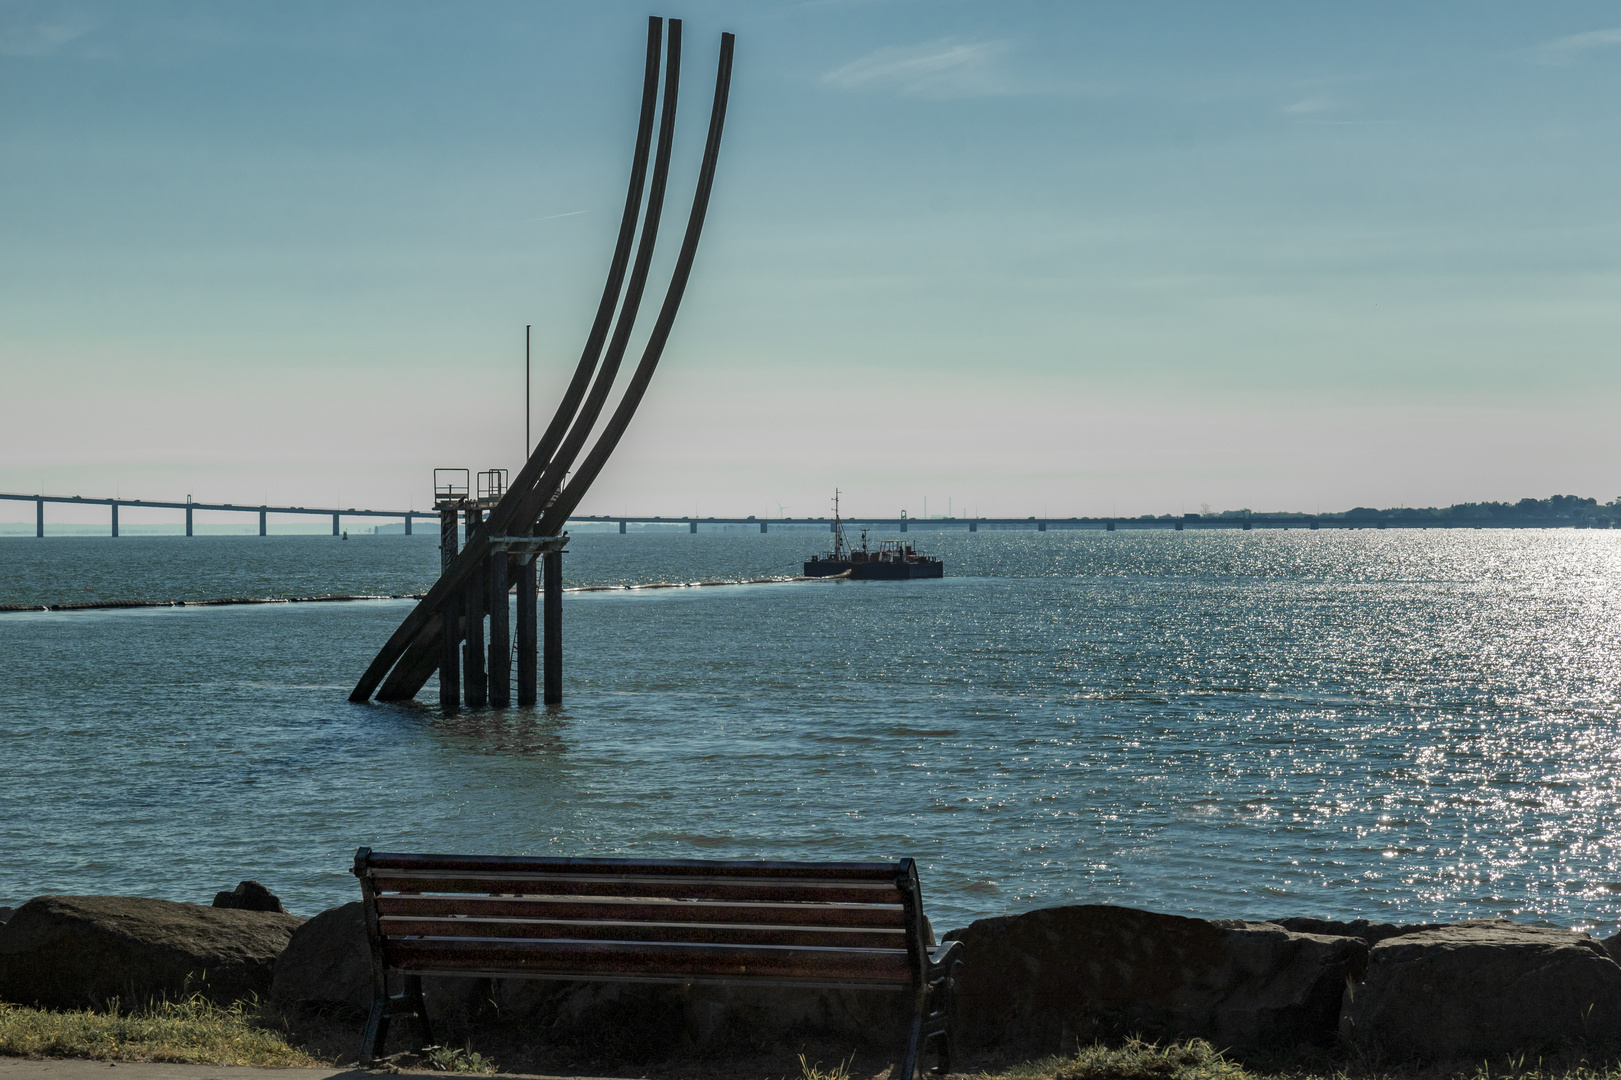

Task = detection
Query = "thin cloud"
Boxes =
[0,7,96,57]
[1534,26,1621,66]
[1284,97,1333,115]
[821,38,1012,98]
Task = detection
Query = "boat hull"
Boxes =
[803,559,943,580]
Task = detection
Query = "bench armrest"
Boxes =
[927,939,963,977]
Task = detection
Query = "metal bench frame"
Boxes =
[353,848,962,1077]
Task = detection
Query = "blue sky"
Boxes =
[3,1,1619,521]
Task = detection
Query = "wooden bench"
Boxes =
[352,848,964,1077]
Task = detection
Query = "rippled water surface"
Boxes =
[3,529,1620,932]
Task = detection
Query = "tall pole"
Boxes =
[525,325,531,456]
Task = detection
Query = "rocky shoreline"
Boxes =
[3,887,1620,1066]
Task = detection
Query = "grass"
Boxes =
[983,1038,1621,1080]
[0,994,328,1067]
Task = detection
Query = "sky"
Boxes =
[2,0,1619,522]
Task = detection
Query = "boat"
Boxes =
[803,491,944,580]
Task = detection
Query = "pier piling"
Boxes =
[619,520,627,534]
[517,556,537,707]
[464,509,487,708]
[543,551,562,706]
[111,503,118,538]
[36,497,42,537]
[487,551,510,708]
[185,502,193,537]
[259,508,266,536]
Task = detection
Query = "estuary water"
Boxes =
[2,529,1620,933]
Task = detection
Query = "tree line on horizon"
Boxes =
[1182,494,1621,525]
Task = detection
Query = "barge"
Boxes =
[803,492,943,580]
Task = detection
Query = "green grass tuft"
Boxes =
[0,994,326,1067]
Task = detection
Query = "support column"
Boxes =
[969,520,977,533]
[259,508,267,536]
[465,560,486,710]
[332,512,340,536]
[111,503,119,538]
[487,551,510,708]
[900,514,907,533]
[439,599,460,710]
[186,503,193,537]
[36,498,42,538]
[689,520,697,534]
[543,550,562,705]
[619,520,626,534]
[1039,521,1047,532]
[437,504,461,710]
[760,521,767,533]
[1106,520,1115,532]
[516,556,537,707]
[404,513,412,536]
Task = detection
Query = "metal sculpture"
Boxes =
[350,16,734,707]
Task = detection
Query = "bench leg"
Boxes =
[357,976,434,1066]
[899,988,926,1080]
[359,993,390,1066]
[404,974,435,1049]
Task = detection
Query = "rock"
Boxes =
[212,881,287,914]
[1341,921,1621,1059]
[1605,933,1621,966]
[0,908,13,926]
[269,902,372,1016]
[1270,917,1448,945]
[945,904,1367,1056]
[0,895,302,1009]
[268,903,495,1034]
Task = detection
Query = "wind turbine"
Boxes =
[774,499,788,519]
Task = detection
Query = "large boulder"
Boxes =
[0,895,302,1009]
[269,901,372,1015]
[1341,921,1621,1059]
[946,905,1367,1056]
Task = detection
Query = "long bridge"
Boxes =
[8,492,1539,535]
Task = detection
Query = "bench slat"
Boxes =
[383,938,916,985]
[365,853,904,882]
[379,916,903,949]
[370,872,896,905]
[374,895,908,929]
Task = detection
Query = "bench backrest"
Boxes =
[353,849,930,990]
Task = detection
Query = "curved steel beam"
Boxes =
[352,19,667,704]
[503,17,684,536]
[542,32,734,534]
[482,17,667,542]
[373,20,688,704]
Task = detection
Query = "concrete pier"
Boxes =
[689,520,697,533]
[185,504,193,537]
[760,521,767,533]
[259,508,266,536]
[332,513,340,537]
[36,497,42,537]
[111,503,118,538]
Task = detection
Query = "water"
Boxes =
[3,529,1620,935]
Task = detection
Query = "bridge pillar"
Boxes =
[619,520,626,534]
[760,521,767,533]
[438,505,461,710]
[543,550,562,705]
[1106,520,1115,532]
[900,515,907,533]
[1175,520,1184,531]
[259,508,267,536]
[1310,518,1319,531]
[404,513,412,536]
[487,551,510,708]
[111,503,118,538]
[970,520,977,532]
[36,497,42,537]
[1039,521,1047,532]
[464,508,486,708]
[517,555,537,707]
[332,512,340,537]
[689,520,697,534]
[186,503,193,537]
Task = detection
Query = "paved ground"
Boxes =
[0,1061,633,1080]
